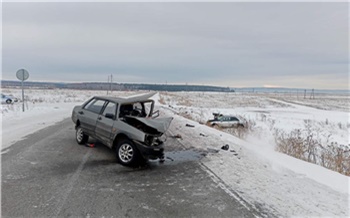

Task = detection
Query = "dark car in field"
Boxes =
[207,113,245,128]
[71,93,173,166]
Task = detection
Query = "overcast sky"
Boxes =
[2,2,349,89]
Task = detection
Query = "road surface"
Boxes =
[2,118,261,217]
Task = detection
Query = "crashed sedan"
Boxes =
[71,93,173,166]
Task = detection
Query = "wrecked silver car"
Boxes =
[71,93,173,166]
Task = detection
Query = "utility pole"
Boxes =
[110,74,113,93]
[297,89,299,100]
[107,75,110,95]
[310,88,315,99]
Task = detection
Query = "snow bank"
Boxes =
[163,110,349,217]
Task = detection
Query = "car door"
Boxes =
[220,116,231,128]
[79,98,107,136]
[230,117,240,127]
[95,101,117,147]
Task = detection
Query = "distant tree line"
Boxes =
[1,80,233,92]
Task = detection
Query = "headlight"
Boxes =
[145,135,155,145]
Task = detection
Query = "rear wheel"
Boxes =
[116,139,142,166]
[76,126,88,144]
[212,123,220,130]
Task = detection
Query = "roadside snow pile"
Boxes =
[158,91,350,217]
[159,92,350,175]
[161,108,349,217]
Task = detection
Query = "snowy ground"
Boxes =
[0,88,139,151]
[1,88,349,217]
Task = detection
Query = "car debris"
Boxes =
[166,156,175,161]
[173,134,183,139]
[221,144,229,150]
[72,92,173,167]
[199,133,206,137]
[185,124,195,127]
[207,148,219,153]
[85,143,95,148]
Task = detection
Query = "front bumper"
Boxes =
[133,140,164,160]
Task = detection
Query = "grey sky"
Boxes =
[2,2,349,89]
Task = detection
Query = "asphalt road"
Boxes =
[2,118,260,217]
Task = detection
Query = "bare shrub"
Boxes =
[320,144,350,176]
[338,122,343,129]
[158,95,166,105]
[275,129,305,160]
[178,97,193,107]
[275,127,350,176]
[222,119,256,139]
[179,111,193,120]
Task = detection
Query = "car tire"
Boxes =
[116,139,141,166]
[212,123,220,129]
[6,99,12,104]
[76,126,89,145]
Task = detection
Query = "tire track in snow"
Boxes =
[53,149,91,217]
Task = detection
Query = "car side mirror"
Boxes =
[105,113,115,120]
[152,110,160,118]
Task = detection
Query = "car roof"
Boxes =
[94,92,156,104]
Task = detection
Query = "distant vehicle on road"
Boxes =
[207,113,245,128]
[72,93,173,167]
[1,94,16,104]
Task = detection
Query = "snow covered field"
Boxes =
[1,88,349,217]
[159,92,350,175]
[0,88,139,151]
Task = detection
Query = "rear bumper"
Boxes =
[133,140,164,160]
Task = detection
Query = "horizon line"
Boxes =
[1,79,349,91]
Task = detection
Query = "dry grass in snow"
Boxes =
[159,91,350,176]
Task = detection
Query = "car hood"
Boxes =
[125,116,173,134]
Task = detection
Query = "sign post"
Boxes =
[16,69,29,112]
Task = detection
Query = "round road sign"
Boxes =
[16,69,29,81]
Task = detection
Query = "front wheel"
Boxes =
[6,99,12,104]
[116,139,142,166]
[76,126,88,144]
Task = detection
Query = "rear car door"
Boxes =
[95,101,117,147]
[220,116,231,128]
[230,117,240,127]
[79,98,107,136]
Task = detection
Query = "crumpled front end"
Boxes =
[122,116,173,160]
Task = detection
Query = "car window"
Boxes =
[84,99,106,114]
[142,101,153,117]
[119,104,133,118]
[231,117,239,121]
[134,102,142,111]
[102,102,117,117]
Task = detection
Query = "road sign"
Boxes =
[16,69,29,81]
[16,69,30,112]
